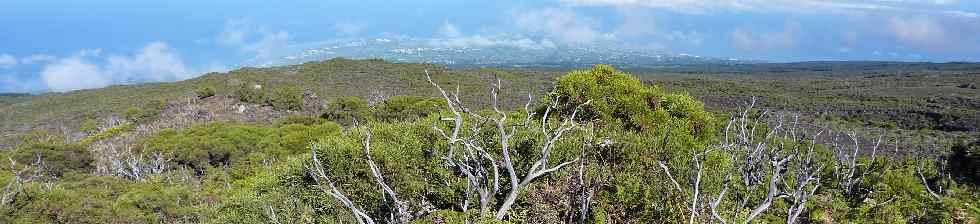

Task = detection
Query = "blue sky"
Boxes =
[1,0,978,92]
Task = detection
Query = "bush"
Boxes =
[5,142,94,177]
[234,84,303,111]
[124,99,167,123]
[235,84,266,105]
[0,174,199,223]
[278,115,326,126]
[950,141,980,186]
[322,96,371,125]
[267,85,303,111]
[142,122,340,177]
[551,64,715,140]
[79,118,99,135]
[373,96,445,122]
[78,122,135,145]
[196,86,216,99]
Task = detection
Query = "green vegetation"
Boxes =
[0,60,977,223]
[322,96,371,125]
[195,86,216,99]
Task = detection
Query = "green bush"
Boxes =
[195,86,216,99]
[234,84,303,111]
[142,122,340,177]
[78,122,134,145]
[79,118,99,135]
[950,140,980,186]
[374,95,445,122]
[123,99,167,123]
[322,96,371,125]
[267,85,303,111]
[5,142,94,178]
[235,84,266,105]
[278,115,326,126]
[551,64,715,140]
[0,174,200,223]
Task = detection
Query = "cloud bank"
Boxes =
[731,22,801,52]
[515,8,607,44]
[217,19,292,63]
[39,42,225,92]
[0,54,17,69]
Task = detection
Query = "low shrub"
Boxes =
[374,95,445,122]
[195,86,216,99]
[322,96,371,125]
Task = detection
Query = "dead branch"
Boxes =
[361,130,412,223]
[309,142,376,224]
[426,70,588,220]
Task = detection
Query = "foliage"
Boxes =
[0,62,977,223]
[195,86,216,99]
[277,115,326,126]
[552,64,716,141]
[235,84,304,111]
[141,122,340,177]
[267,85,304,111]
[235,84,267,105]
[123,99,167,123]
[322,96,371,125]
[4,142,94,178]
[79,118,99,135]
[77,122,134,145]
[373,95,445,122]
[950,140,980,186]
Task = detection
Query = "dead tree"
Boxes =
[913,143,951,200]
[685,98,826,224]
[830,132,881,196]
[95,142,170,181]
[361,131,412,223]
[426,70,588,220]
[307,127,415,224]
[781,116,824,224]
[309,141,376,224]
[1,156,42,207]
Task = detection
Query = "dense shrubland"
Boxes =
[0,64,977,223]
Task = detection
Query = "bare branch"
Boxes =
[309,142,376,224]
[361,130,412,223]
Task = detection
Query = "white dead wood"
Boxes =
[309,141,376,224]
[831,132,881,196]
[426,70,588,220]
[361,130,412,223]
[690,98,827,224]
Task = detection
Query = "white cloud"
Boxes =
[944,10,979,18]
[432,22,557,49]
[217,19,250,46]
[20,54,56,64]
[887,16,949,49]
[0,54,16,69]
[430,35,557,49]
[40,42,216,92]
[515,8,604,44]
[105,42,193,82]
[438,22,463,37]
[731,21,801,52]
[560,0,965,15]
[243,31,290,62]
[334,21,367,35]
[41,56,109,92]
[614,7,658,38]
[217,19,292,63]
[665,31,705,46]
